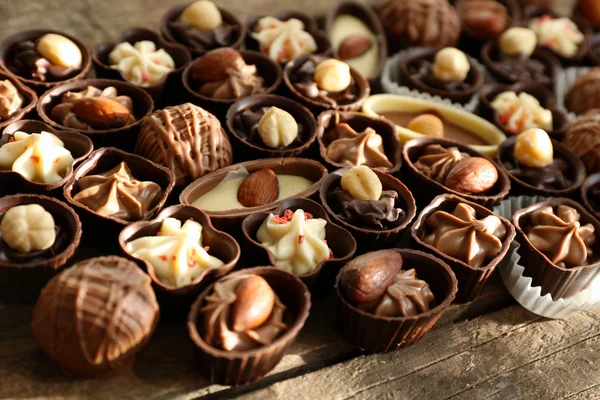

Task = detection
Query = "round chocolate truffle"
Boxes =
[134,103,233,187]
[565,68,600,115]
[32,256,159,378]
[377,0,461,53]
[563,109,600,173]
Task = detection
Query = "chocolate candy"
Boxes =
[32,256,159,378]
[458,0,509,38]
[566,68,600,115]
[252,17,317,63]
[0,204,55,253]
[0,80,23,120]
[563,109,600,173]
[325,123,393,169]
[233,106,305,150]
[109,41,175,87]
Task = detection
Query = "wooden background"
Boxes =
[0,0,595,399]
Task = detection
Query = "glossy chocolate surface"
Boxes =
[233,106,305,149]
[500,144,572,190]
[328,188,403,230]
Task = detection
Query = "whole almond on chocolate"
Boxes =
[444,157,498,194]
[231,275,275,332]
[191,48,246,82]
[338,34,372,60]
[72,97,132,130]
[340,250,403,304]
[237,168,279,207]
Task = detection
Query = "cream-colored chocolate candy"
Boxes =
[432,48,470,83]
[314,59,352,92]
[515,128,553,168]
[109,41,175,87]
[179,0,222,31]
[37,33,82,68]
[340,165,382,201]
[498,27,537,57]
[1,204,56,253]
[491,91,553,133]
[126,218,224,288]
[529,16,584,58]
[257,107,298,148]
[0,131,73,184]
[251,17,317,64]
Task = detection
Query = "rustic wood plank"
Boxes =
[234,306,600,400]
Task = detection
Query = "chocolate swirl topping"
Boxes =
[325,123,393,169]
[414,144,467,182]
[328,188,404,230]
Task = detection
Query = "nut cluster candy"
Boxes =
[514,128,553,168]
[314,59,352,92]
[498,27,537,57]
[0,204,56,253]
[341,165,382,201]
[179,0,223,31]
[432,48,470,83]
[37,33,82,68]
[257,106,298,148]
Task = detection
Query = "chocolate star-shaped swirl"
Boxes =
[326,123,393,169]
[526,205,596,268]
[198,65,265,100]
[414,144,468,182]
[422,203,507,268]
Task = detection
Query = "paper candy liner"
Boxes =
[554,67,588,121]
[381,52,486,113]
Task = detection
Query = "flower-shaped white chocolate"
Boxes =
[109,41,175,87]
[0,131,73,184]
[256,209,331,275]
[529,15,584,58]
[126,217,224,288]
[251,17,317,63]
[491,91,553,133]
[1,204,56,253]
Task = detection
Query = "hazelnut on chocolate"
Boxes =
[257,106,298,148]
[0,204,55,253]
[515,128,553,168]
[314,59,352,92]
[179,0,223,31]
[341,165,382,201]
[432,48,470,83]
[407,114,444,138]
[498,27,537,57]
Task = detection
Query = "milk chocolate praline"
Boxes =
[0,71,36,130]
[317,111,401,173]
[403,137,510,208]
[512,198,600,299]
[119,205,240,317]
[241,198,356,290]
[456,0,519,47]
[335,249,457,351]
[225,94,316,160]
[37,78,154,150]
[410,194,515,302]
[478,82,569,139]
[161,2,246,56]
[92,27,192,105]
[188,266,310,385]
[565,68,600,116]
[320,167,416,253]
[563,109,600,173]
[0,120,93,197]
[32,256,158,378]
[496,135,586,197]
[0,29,91,93]
[0,194,81,304]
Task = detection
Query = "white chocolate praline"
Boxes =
[1,204,56,253]
[330,15,378,79]
[515,128,553,168]
[529,15,584,58]
[0,131,73,184]
[256,209,330,276]
[314,59,352,92]
[251,17,317,63]
[491,91,553,133]
[179,0,222,31]
[498,27,537,57]
[126,218,224,288]
[340,165,382,201]
[433,48,470,83]
[108,41,175,87]
[36,33,82,68]
[257,107,298,148]
[192,172,313,211]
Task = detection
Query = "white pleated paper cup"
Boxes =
[554,66,589,121]
[381,52,484,113]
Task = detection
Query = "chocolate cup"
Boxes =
[399,47,484,106]
[92,27,191,105]
[188,266,310,386]
[477,82,569,139]
[283,55,370,114]
[319,168,416,253]
[225,94,316,160]
[410,194,516,303]
[512,197,600,299]
[0,120,93,197]
[0,70,37,130]
[325,0,388,86]
[0,194,81,304]
[581,172,600,222]
[179,158,328,238]
[521,8,592,66]
[495,136,586,197]
[37,78,154,151]
[119,205,240,319]
[0,29,91,94]
[403,137,511,208]
[241,198,356,291]
[63,147,175,252]
[480,41,561,89]
[317,111,401,173]
[182,50,282,119]
[335,249,458,352]
[160,3,246,57]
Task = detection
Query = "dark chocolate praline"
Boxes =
[233,106,305,150]
[327,189,404,230]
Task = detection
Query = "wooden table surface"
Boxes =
[0,0,595,399]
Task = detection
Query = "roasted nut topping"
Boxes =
[1,204,56,253]
[190,48,246,82]
[338,34,372,61]
[237,168,280,207]
[179,0,223,31]
[314,59,352,92]
[231,275,275,332]
[514,128,553,168]
[72,97,133,130]
[407,114,445,138]
[444,157,498,194]
[257,106,299,148]
[341,165,382,201]
[37,33,82,68]
[498,27,537,57]
[432,47,470,83]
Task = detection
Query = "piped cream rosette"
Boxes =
[109,40,175,87]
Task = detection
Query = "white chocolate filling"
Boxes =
[529,16,584,58]
[109,41,175,87]
[251,17,317,63]
[491,91,553,133]
[330,15,378,79]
